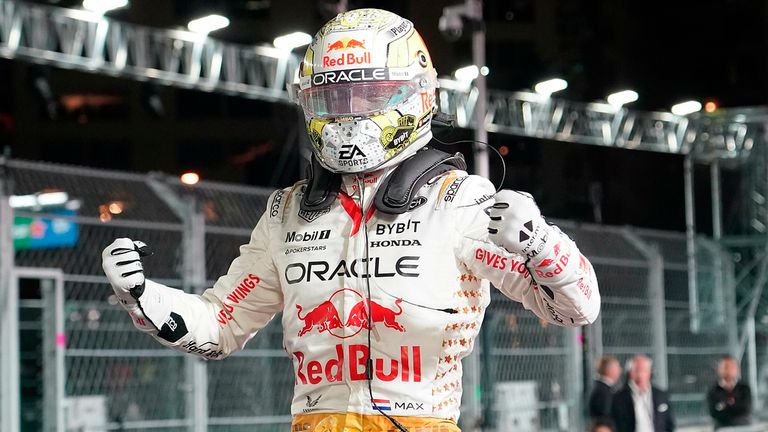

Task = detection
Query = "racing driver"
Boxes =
[102,8,600,432]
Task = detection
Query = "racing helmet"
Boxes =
[293,9,438,173]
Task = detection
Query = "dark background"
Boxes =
[2,0,763,233]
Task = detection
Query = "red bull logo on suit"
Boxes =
[293,344,422,385]
[293,288,418,386]
[295,288,405,338]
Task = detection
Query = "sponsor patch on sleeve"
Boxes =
[435,173,468,210]
[157,312,188,343]
[268,189,287,220]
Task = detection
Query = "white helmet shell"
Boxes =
[295,9,438,173]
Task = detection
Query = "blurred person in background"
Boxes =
[610,355,675,432]
[707,356,752,429]
[100,8,601,432]
[588,355,622,421]
[591,417,616,432]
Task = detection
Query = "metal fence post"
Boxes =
[647,245,669,389]
[746,316,759,411]
[710,162,726,327]
[584,311,603,394]
[40,271,65,432]
[623,231,669,389]
[147,176,208,432]
[0,157,19,432]
[684,154,699,333]
[565,327,583,431]
[722,252,739,357]
[184,199,207,432]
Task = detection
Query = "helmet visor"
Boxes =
[299,80,419,117]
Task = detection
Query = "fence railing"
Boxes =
[0,157,759,431]
[0,0,763,163]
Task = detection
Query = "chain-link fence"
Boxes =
[0,158,758,431]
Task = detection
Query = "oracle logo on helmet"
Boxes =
[311,68,389,87]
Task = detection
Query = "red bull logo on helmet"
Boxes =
[295,288,405,339]
[323,38,371,68]
[326,38,367,52]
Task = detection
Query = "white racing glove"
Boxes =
[487,189,554,261]
[102,238,156,331]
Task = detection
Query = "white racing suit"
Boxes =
[126,168,600,430]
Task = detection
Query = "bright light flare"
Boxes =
[606,90,639,108]
[187,14,230,34]
[454,65,480,82]
[98,205,112,222]
[82,0,128,14]
[8,195,37,208]
[704,101,718,113]
[9,191,69,208]
[37,191,69,206]
[273,32,312,50]
[671,100,702,116]
[107,201,124,214]
[534,78,568,96]
[181,172,200,185]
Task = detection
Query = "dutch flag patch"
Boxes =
[372,399,391,411]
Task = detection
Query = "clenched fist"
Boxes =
[102,238,148,295]
[102,238,155,331]
[487,190,554,259]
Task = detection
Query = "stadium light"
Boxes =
[8,194,36,208]
[273,32,312,50]
[181,172,200,185]
[82,0,128,14]
[9,191,69,209]
[107,201,124,214]
[454,65,479,82]
[671,100,702,116]
[606,90,638,108]
[187,14,230,34]
[37,192,69,206]
[534,78,568,96]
